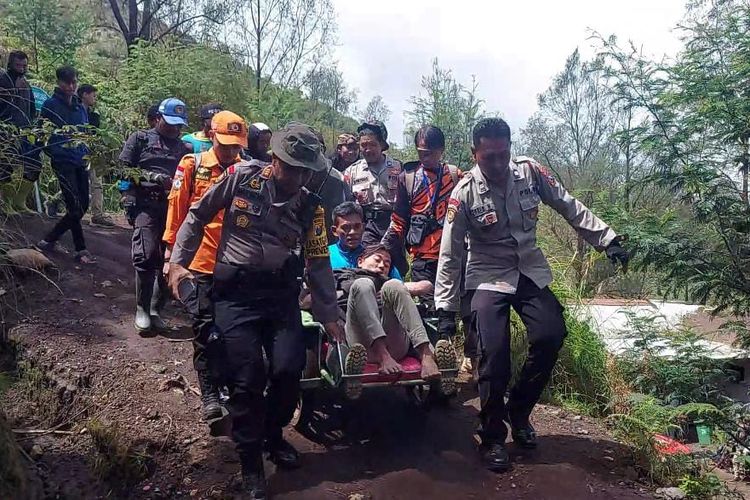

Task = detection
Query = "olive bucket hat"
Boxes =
[271,122,328,172]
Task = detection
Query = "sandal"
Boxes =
[74,250,97,265]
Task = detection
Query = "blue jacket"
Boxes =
[41,88,89,166]
[328,240,402,280]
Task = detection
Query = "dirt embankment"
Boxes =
[1,214,652,499]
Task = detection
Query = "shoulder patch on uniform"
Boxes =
[534,163,558,187]
[513,155,534,164]
[304,205,329,259]
[260,166,273,179]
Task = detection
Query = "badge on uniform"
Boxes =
[195,167,211,181]
[249,177,262,190]
[261,166,272,179]
[537,165,557,187]
[172,178,182,190]
[479,211,498,225]
[304,206,329,259]
[235,214,250,228]
[234,198,248,209]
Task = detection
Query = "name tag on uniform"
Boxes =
[470,203,495,218]
[195,167,211,181]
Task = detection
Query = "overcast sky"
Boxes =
[332,0,687,146]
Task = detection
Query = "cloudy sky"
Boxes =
[332,0,687,146]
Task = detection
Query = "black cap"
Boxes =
[199,102,223,120]
[357,120,389,151]
[146,104,160,120]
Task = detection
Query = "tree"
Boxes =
[227,0,336,93]
[404,59,484,169]
[304,63,357,124]
[105,0,232,48]
[362,95,391,124]
[3,0,87,77]
[596,0,750,314]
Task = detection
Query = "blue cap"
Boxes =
[158,98,188,127]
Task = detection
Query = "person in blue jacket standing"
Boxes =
[37,66,95,264]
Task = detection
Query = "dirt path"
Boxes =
[2,214,653,499]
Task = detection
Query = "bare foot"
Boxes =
[420,352,440,380]
[378,354,403,375]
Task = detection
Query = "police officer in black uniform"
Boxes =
[118,98,192,334]
[168,122,344,499]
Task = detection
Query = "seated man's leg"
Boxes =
[380,279,441,379]
[345,278,402,374]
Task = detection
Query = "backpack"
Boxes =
[403,163,460,203]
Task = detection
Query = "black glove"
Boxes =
[437,309,457,340]
[605,240,629,272]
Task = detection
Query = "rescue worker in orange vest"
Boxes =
[162,110,248,422]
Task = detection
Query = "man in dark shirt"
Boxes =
[0,50,41,213]
[37,66,94,262]
[119,97,191,334]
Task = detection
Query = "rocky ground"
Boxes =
[0,213,659,499]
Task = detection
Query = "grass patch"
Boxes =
[87,418,154,493]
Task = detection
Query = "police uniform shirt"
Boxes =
[171,161,338,323]
[343,155,402,211]
[119,128,192,177]
[434,156,618,312]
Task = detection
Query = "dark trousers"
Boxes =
[131,198,167,272]
[362,218,408,277]
[191,272,215,375]
[471,275,567,444]
[460,290,479,360]
[213,274,305,457]
[44,162,89,251]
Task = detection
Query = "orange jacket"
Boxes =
[163,148,239,274]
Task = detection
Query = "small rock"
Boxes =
[576,429,590,435]
[151,364,167,375]
[101,280,113,288]
[603,456,614,462]
[30,444,43,459]
[189,490,198,497]
[571,415,582,421]
[93,293,106,298]
[79,427,88,434]
[511,483,517,488]
[348,495,366,500]
[145,408,159,420]
[655,487,686,499]
[143,484,151,492]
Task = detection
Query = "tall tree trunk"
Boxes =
[255,0,261,94]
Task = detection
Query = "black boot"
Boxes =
[479,442,511,472]
[150,273,169,332]
[265,436,300,469]
[134,271,153,334]
[197,370,222,421]
[509,420,537,449]
[240,452,267,499]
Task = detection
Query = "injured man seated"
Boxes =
[335,244,451,379]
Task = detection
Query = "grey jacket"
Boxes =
[434,157,617,312]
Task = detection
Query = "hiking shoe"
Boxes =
[149,314,169,332]
[479,442,511,472]
[91,214,115,227]
[510,422,537,449]
[343,343,367,400]
[265,437,300,470]
[198,371,223,421]
[74,250,96,265]
[44,200,59,218]
[37,239,67,254]
[435,339,457,396]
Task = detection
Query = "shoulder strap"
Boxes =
[405,170,418,200]
[188,153,202,198]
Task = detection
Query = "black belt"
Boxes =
[214,261,300,291]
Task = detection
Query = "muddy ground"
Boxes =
[1,213,655,499]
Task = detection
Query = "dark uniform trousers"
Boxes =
[131,191,169,310]
[212,266,305,457]
[471,274,567,444]
[186,272,215,376]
